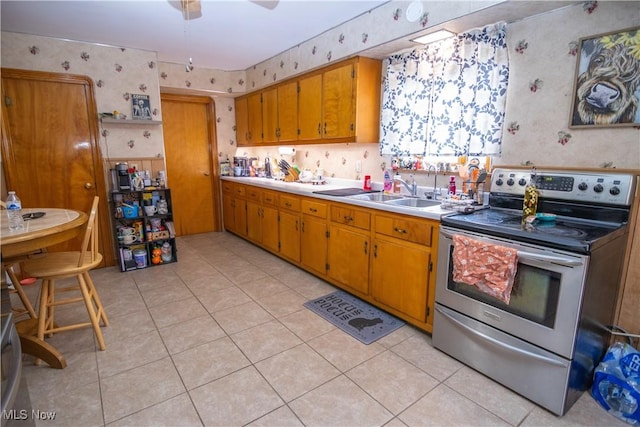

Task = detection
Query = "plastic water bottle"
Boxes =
[6,191,24,230]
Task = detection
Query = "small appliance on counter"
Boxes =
[233,157,249,177]
[111,162,131,190]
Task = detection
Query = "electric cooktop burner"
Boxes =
[442,208,621,254]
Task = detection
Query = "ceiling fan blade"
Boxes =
[180,0,202,19]
[249,0,279,10]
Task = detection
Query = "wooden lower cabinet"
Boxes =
[221,181,438,333]
[371,236,431,323]
[301,214,328,276]
[328,224,370,297]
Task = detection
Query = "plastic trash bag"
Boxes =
[592,341,640,425]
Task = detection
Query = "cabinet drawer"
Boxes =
[301,199,327,218]
[246,187,261,202]
[233,184,246,197]
[221,181,235,194]
[262,190,279,207]
[330,205,370,230]
[375,215,433,247]
[279,194,300,212]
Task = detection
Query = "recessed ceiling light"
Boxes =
[411,30,456,45]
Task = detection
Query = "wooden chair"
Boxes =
[1,199,39,319]
[22,196,109,350]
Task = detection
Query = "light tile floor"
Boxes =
[15,232,627,426]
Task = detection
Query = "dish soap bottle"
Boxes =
[522,168,539,224]
[393,172,401,194]
[383,170,392,193]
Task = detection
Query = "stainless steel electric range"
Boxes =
[433,168,637,416]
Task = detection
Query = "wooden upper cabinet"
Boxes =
[277,80,299,142]
[298,73,323,141]
[234,96,249,145]
[235,56,381,146]
[262,87,278,144]
[247,91,263,144]
[322,62,355,140]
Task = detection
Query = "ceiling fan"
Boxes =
[176,0,279,20]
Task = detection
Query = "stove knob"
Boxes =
[495,178,504,186]
[578,182,588,191]
[610,186,621,196]
[518,178,527,186]
[506,178,515,186]
[593,184,604,193]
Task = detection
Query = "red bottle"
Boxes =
[448,176,456,195]
[363,175,372,191]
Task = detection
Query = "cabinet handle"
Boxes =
[324,122,327,134]
[317,123,321,135]
[394,227,408,234]
[343,215,353,222]
[373,243,377,258]
[295,220,299,231]
[364,241,368,254]
[309,208,318,213]
[285,202,292,208]
[302,222,305,232]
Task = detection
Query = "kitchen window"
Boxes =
[380,23,509,157]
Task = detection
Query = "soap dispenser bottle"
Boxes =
[383,170,392,193]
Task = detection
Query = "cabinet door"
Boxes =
[301,215,328,276]
[235,97,249,146]
[246,200,262,243]
[277,80,299,142]
[328,225,370,296]
[371,238,430,323]
[322,63,354,139]
[298,73,323,141]
[222,193,236,231]
[235,198,248,237]
[279,210,300,263]
[247,92,263,144]
[262,87,278,144]
[262,205,279,253]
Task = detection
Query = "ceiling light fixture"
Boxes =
[411,30,456,45]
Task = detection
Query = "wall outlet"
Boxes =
[355,160,362,173]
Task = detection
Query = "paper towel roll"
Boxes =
[278,146,296,156]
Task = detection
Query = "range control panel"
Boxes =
[490,168,637,206]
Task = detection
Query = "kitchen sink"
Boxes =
[384,198,441,208]
[350,193,405,202]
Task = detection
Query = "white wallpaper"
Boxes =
[1,1,639,191]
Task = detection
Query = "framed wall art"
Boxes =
[131,93,152,120]
[570,26,640,128]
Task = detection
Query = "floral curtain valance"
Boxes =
[380,23,509,157]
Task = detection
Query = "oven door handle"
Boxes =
[516,251,583,267]
[441,231,583,267]
[435,305,568,367]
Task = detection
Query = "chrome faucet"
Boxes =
[394,174,418,197]
[427,165,438,196]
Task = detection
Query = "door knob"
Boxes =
[84,182,93,189]
[203,171,210,176]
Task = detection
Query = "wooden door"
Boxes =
[277,80,298,142]
[1,68,112,264]
[298,74,323,141]
[323,63,354,139]
[160,94,220,236]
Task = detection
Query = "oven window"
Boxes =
[447,247,561,328]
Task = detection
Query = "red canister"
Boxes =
[363,175,372,190]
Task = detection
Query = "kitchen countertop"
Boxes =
[221,176,456,220]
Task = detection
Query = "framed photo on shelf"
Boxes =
[570,26,640,128]
[132,94,152,120]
